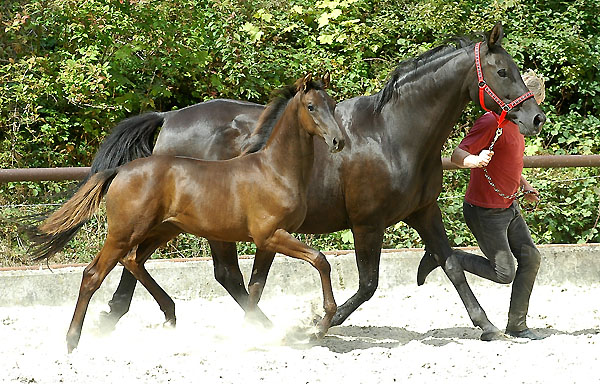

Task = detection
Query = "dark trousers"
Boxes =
[458,200,541,331]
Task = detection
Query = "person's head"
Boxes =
[522,69,545,105]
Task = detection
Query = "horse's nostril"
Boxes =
[333,138,338,147]
[534,113,546,129]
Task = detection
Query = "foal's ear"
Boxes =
[301,73,313,92]
[487,22,504,49]
[323,72,331,89]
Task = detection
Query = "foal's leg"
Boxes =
[209,241,272,326]
[331,224,384,326]
[405,203,503,341]
[119,231,180,326]
[261,229,337,336]
[99,229,179,330]
[67,239,126,352]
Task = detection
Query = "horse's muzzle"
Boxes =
[533,113,546,134]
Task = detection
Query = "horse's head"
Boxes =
[471,23,546,136]
[294,73,345,153]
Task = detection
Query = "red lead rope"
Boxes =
[474,42,534,128]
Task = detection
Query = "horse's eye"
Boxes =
[497,69,507,78]
[307,104,315,112]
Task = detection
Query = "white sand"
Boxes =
[1,283,599,383]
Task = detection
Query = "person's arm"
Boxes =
[453,113,497,168]
[451,147,494,169]
[520,175,540,202]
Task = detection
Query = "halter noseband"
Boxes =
[475,42,534,127]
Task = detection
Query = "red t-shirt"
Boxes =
[458,112,524,208]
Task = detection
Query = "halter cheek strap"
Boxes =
[474,42,534,128]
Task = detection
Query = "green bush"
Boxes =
[1,0,599,266]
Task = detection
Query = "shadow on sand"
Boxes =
[285,325,600,354]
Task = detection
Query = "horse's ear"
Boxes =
[323,72,331,89]
[302,73,313,92]
[487,22,504,49]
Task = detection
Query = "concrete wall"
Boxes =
[1,244,599,307]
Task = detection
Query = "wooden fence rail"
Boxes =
[1,155,599,183]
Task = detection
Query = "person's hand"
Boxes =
[463,150,494,168]
[523,187,540,202]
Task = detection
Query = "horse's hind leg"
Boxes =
[67,239,126,352]
[405,203,503,340]
[210,241,272,326]
[120,260,176,326]
[120,230,180,326]
[261,229,336,336]
[98,268,137,331]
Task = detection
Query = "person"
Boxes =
[419,69,546,340]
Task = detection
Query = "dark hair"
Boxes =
[374,36,479,114]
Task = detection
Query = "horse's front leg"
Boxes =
[405,203,504,341]
[331,224,384,326]
[260,229,337,336]
[209,240,272,326]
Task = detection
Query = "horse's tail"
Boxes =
[32,113,163,257]
[83,112,164,185]
[27,169,119,261]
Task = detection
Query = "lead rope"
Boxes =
[482,125,535,202]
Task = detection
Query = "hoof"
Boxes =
[308,314,331,340]
[245,311,274,328]
[97,311,118,333]
[417,251,439,286]
[480,331,510,341]
[506,328,545,340]
[308,329,326,342]
[66,332,80,354]
[311,313,324,327]
[163,318,176,328]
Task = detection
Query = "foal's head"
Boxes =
[293,73,345,153]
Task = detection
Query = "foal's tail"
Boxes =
[30,112,162,258]
[27,169,119,261]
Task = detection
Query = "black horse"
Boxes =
[71,23,544,340]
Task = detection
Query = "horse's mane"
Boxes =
[374,35,482,114]
[241,78,325,155]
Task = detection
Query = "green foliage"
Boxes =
[1,0,599,265]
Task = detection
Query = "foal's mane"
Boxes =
[241,78,325,155]
[374,35,482,114]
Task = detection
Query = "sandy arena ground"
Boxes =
[1,282,599,383]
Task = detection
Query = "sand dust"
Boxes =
[1,282,599,383]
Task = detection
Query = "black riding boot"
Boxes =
[506,244,543,340]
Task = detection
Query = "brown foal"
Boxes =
[33,74,345,352]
